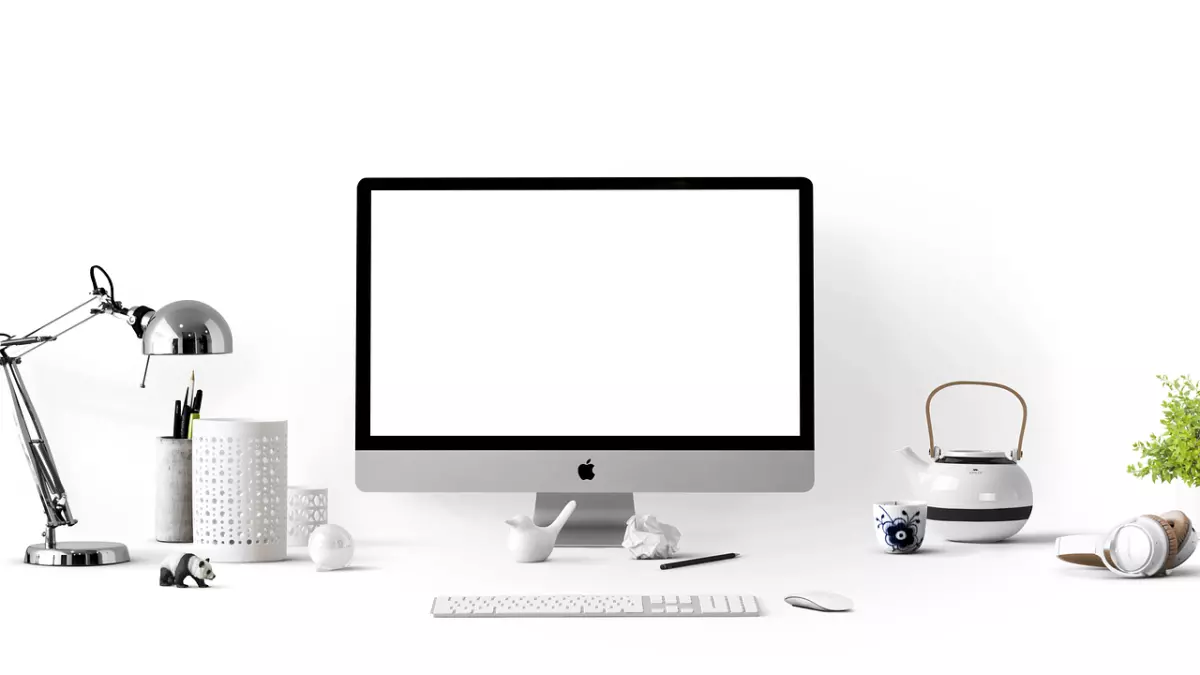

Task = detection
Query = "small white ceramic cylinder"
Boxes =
[192,419,288,562]
[156,437,193,543]
[287,486,328,547]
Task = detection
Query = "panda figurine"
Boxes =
[159,552,216,588]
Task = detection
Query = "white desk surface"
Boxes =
[1,515,1181,674]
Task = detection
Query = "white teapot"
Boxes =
[895,381,1033,543]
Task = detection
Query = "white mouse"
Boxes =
[785,591,854,612]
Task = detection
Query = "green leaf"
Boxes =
[1130,374,1200,485]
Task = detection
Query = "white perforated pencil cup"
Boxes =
[192,419,288,563]
[287,486,328,547]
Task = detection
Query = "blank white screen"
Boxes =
[370,189,801,436]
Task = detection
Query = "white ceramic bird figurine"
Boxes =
[505,500,576,563]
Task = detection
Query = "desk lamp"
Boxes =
[0,265,233,566]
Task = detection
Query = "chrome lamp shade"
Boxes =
[142,300,233,355]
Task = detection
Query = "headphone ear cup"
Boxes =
[1161,510,1196,567]
[1144,514,1180,570]
[1102,516,1176,577]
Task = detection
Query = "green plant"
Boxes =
[1129,375,1200,487]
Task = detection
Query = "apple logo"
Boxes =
[577,459,595,481]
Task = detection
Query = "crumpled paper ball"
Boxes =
[622,515,681,559]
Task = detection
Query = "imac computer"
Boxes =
[356,177,813,545]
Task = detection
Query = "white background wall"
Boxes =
[3,1,1200,555]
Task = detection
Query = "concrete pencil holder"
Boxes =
[156,437,193,543]
[192,419,288,563]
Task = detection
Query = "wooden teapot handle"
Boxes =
[925,381,1028,460]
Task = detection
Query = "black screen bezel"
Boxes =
[356,177,814,451]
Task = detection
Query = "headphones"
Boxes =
[1056,511,1197,577]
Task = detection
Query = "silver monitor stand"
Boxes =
[534,492,635,547]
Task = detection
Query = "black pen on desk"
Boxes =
[660,553,739,570]
[172,400,182,439]
[191,389,203,415]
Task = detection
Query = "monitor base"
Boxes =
[534,492,635,547]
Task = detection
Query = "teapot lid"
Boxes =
[936,449,1016,465]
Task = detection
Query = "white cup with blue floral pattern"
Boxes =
[874,501,926,554]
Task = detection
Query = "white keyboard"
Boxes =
[431,594,760,618]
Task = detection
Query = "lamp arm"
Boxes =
[0,290,156,361]
[0,284,155,548]
[2,356,76,542]
[18,293,101,340]
[0,293,110,545]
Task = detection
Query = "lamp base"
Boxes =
[25,541,130,566]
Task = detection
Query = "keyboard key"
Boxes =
[664,594,677,604]
[649,595,663,604]
[666,606,679,613]
[741,596,758,614]
[699,596,730,614]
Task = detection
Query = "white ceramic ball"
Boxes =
[308,524,355,570]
